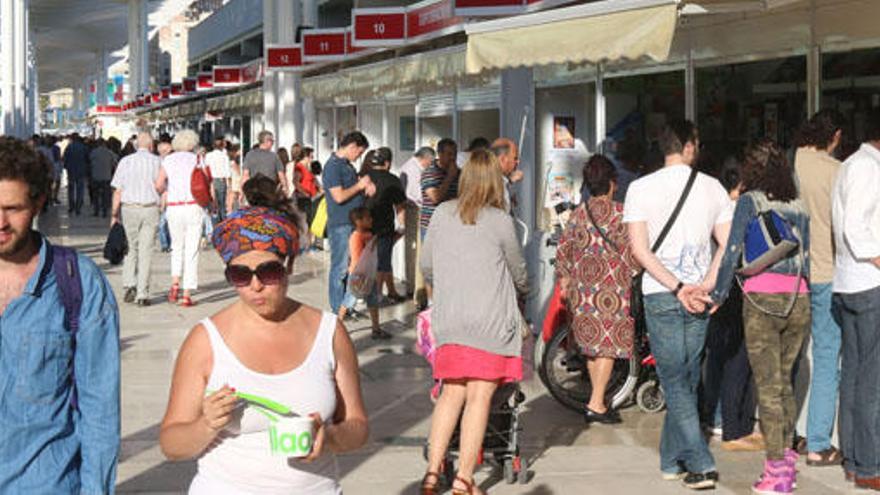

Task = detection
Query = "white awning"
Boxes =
[465,0,678,74]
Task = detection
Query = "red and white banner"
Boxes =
[171,82,184,98]
[302,28,348,62]
[95,105,123,114]
[352,8,407,47]
[241,58,264,83]
[197,72,214,91]
[407,0,462,41]
[213,66,243,87]
[183,77,198,93]
[161,87,171,100]
[454,0,524,16]
[152,91,162,103]
[266,45,305,70]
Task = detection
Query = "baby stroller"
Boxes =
[416,309,530,486]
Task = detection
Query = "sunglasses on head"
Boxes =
[225,260,286,287]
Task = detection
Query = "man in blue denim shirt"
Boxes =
[0,137,120,494]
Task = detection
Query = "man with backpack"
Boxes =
[0,137,121,493]
[624,121,732,490]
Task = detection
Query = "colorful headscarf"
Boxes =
[211,207,300,264]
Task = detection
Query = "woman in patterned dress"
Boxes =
[555,155,640,424]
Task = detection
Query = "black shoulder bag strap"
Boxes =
[630,167,699,319]
[585,203,620,253]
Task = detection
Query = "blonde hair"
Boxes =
[171,129,199,152]
[456,149,505,225]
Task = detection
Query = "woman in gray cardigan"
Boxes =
[419,150,529,495]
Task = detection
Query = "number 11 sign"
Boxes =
[352,7,407,47]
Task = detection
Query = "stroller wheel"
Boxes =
[636,380,666,413]
[503,458,516,484]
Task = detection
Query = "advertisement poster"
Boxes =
[553,116,575,149]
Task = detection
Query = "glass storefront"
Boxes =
[822,47,880,157]
[697,56,806,174]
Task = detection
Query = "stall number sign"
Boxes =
[183,78,197,93]
[267,46,304,69]
[407,0,460,39]
[352,9,407,46]
[303,31,347,60]
[214,67,243,86]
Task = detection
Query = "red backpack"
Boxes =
[191,158,213,207]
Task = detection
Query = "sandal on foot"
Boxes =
[420,472,441,495]
[806,447,843,466]
[371,328,392,340]
[179,296,195,307]
[168,284,180,303]
[452,476,480,495]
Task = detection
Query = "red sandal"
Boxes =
[179,295,195,307]
[420,472,441,495]
[167,283,180,303]
[452,476,481,495]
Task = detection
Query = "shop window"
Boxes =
[399,116,415,152]
[822,47,880,157]
[605,70,684,177]
[697,56,806,174]
[419,116,453,149]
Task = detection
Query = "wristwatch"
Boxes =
[672,281,684,296]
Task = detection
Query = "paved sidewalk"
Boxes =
[38,205,855,494]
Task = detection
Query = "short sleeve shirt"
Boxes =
[420,165,458,228]
[367,170,406,236]
[243,149,283,181]
[323,154,364,227]
[623,165,733,295]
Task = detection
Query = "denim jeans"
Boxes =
[158,211,171,251]
[806,282,841,453]
[213,179,228,221]
[835,286,880,477]
[645,292,716,475]
[328,224,354,313]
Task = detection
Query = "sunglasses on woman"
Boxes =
[225,260,287,287]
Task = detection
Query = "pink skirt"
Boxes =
[433,344,523,384]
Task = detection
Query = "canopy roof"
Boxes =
[31,0,190,92]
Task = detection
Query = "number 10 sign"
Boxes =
[352,8,407,47]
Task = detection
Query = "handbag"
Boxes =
[736,194,805,318]
[630,167,699,320]
[310,196,328,238]
[191,163,213,208]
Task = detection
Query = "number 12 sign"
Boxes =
[352,8,407,47]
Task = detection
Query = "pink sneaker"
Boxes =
[784,448,799,487]
[752,460,793,494]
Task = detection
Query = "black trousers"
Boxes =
[92,180,111,216]
[699,287,757,441]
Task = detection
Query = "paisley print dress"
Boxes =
[555,197,640,358]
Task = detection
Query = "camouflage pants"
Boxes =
[743,293,810,459]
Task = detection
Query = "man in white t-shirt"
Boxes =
[623,121,732,490]
[204,136,231,220]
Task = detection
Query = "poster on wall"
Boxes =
[553,116,575,149]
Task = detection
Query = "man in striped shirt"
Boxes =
[110,132,162,306]
[420,138,459,236]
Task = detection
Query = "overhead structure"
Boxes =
[465,0,678,74]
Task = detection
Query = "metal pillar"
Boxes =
[452,88,460,144]
[1,0,16,135]
[128,0,148,98]
[301,0,318,146]
[594,63,606,153]
[13,0,28,136]
[381,99,389,146]
[277,0,303,148]
[98,47,109,105]
[685,49,696,123]
[806,1,820,116]
[262,0,278,138]
[499,67,535,231]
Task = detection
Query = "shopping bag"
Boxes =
[348,238,378,298]
[415,308,436,366]
[310,196,328,238]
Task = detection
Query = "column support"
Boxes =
[262,0,278,137]
[806,0,820,116]
[1,0,16,135]
[685,48,696,123]
[594,63,606,153]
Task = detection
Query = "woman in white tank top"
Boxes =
[159,182,368,494]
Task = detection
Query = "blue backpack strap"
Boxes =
[50,243,83,409]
